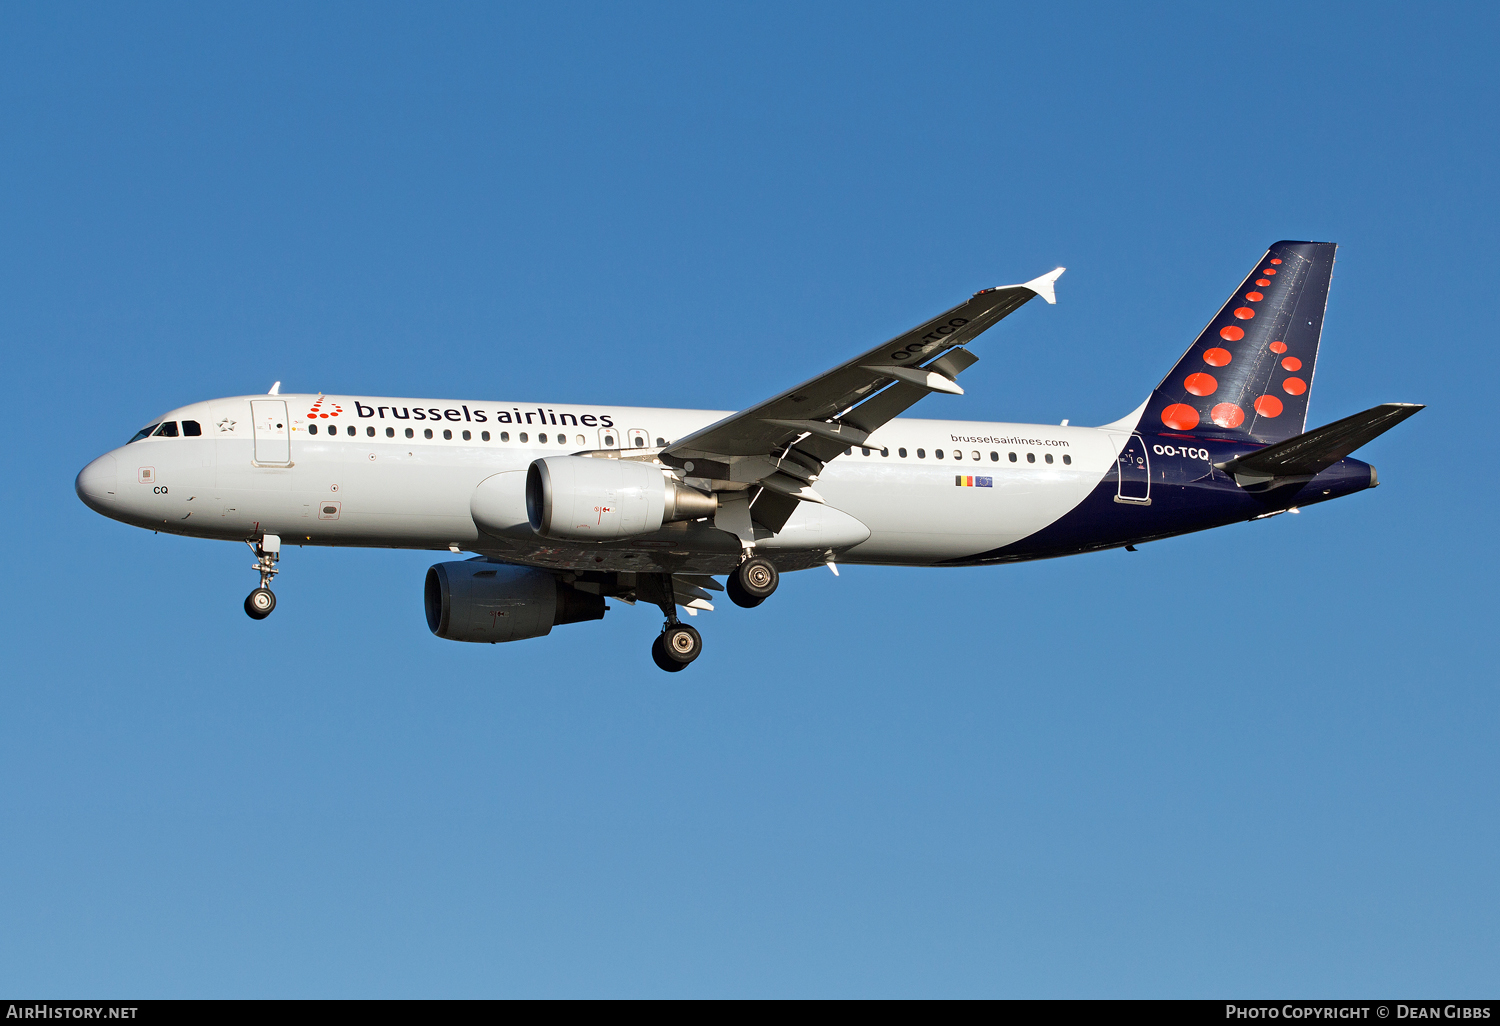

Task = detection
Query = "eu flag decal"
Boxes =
[955,476,992,487]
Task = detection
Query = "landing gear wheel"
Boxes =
[726,575,763,608]
[728,557,778,607]
[245,587,276,620]
[651,635,687,672]
[654,624,702,670]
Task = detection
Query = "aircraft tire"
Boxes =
[652,634,688,672]
[659,624,702,668]
[245,587,276,620]
[733,558,778,603]
[725,574,765,608]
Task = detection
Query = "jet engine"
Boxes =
[424,561,605,643]
[525,456,716,542]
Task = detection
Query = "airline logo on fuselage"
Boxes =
[307,396,344,420]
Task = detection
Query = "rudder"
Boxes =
[1143,241,1336,443]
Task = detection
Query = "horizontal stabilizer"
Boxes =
[1216,403,1424,485]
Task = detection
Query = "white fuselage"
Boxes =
[77,393,1123,572]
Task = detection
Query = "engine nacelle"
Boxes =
[526,456,715,542]
[424,561,605,643]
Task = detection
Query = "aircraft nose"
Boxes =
[75,453,118,511]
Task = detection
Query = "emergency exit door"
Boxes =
[250,400,291,465]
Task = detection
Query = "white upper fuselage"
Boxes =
[76,392,1121,573]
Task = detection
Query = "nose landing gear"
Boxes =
[244,534,280,620]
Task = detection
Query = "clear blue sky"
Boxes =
[2,2,1496,998]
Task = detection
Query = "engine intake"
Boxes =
[424,561,604,643]
[526,455,716,542]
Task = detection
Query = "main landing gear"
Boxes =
[244,534,280,620]
[726,556,778,608]
[652,623,702,672]
[641,572,704,673]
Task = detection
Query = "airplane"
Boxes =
[76,241,1422,672]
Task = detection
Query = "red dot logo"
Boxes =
[1282,377,1307,395]
[1184,372,1217,396]
[1203,348,1232,366]
[1245,291,1263,302]
[1161,404,1200,430]
[1262,268,1277,275]
[1254,395,1284,417]
[1281,356,1302,371]
[1233,307,1255,320]
[1256,278,1271,287]
[1220,325,1245,341]
[1270,258,1282,264]
[1269,341,1287,354]
[1210,403,1245,428]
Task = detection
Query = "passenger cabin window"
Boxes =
[386,427,395,438]
[366,426,375,437]
[1063,454,1072,465]
[935,449,945,459]
[481,431,490,441]
[862,447,870,456]
[880,448,889,457]
[602,434,613,446]
[462,430,471,440]
[971,451,980,461]
[1045,453,1053,464]
[443,429,453,440]
[952,450,961,460]
[655,437,667,446]
[308,423,319,435]
[1027,452,1036,463]
[183,420,202,436]
[916,449,926,459]
[128,424,161,443]
[424,428,434,439]
[500,431,510,442]
[899,448,908,458]
[1009,452,1017,462]
[539,433,547,443]
[990,451,998,461]
[154,422,179,437]
[347,425,356,436]
[520,432,529,443]
[405,428,414,438]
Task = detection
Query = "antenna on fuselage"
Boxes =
[267,381,281,395]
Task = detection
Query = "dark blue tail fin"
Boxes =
[1142,241,1336,443]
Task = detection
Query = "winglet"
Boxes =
[268,381,281,395]
[1022,267,1065,305]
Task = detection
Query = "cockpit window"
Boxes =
[182,420,202,436]
[153,422,179,437]
[128,424,161,443]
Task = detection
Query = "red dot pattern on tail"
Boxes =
[1161,404,1200,430]
[1184,372,1217,396]
[1211,403,1245,428]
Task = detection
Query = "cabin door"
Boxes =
[1110,433,1151,505]
[250,400,292,465]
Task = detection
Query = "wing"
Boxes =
[662,268,1064,534]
